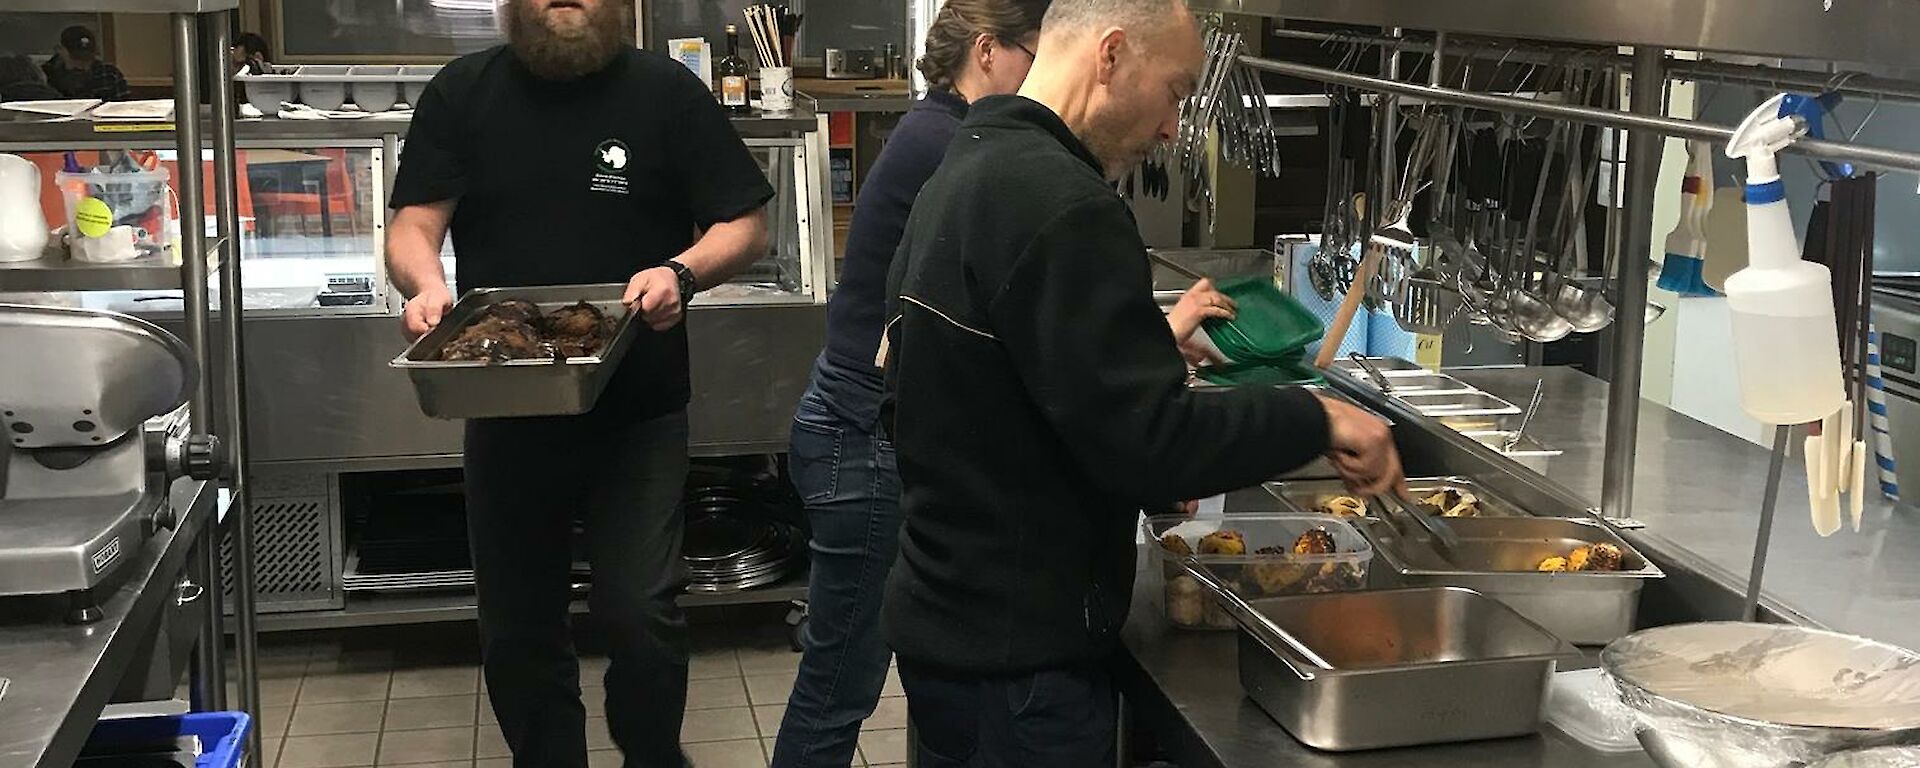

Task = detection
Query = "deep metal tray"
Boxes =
[1232,586,1576,751]
[1356,516,1664,645]
[390,284,641,419]
[1266,476,1533,518]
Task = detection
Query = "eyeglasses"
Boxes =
[1006,39,1036,60]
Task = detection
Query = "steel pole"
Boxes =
[1597,48,1666,520]
[203,13,262,760]
[1236,54,1920,174]
[1744,425,1794,622]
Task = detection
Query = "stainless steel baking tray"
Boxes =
[1392,389,1523,416]
[1228,585,1576,751]
[390,284,640,419]
[1267,476,1534,518]
[1356,516,1664,645]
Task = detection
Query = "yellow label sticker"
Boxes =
[74,196,113,238]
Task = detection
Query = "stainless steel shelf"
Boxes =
[0,239,223,293]
[1195,0,1920,71]
[0,108,819,147]
[249,571,810,632]
[5,0,237,12]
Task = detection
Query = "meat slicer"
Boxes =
[0,304,220,623]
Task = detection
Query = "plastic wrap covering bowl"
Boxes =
[1601,622,1920,768]
[1809,747,1920,768]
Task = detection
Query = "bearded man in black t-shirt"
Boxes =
[385,0,773,764]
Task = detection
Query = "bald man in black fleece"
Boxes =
[875,0,1405,763]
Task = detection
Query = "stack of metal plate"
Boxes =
[682,484,804,594]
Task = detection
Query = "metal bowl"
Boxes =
[1601,622,1920,768]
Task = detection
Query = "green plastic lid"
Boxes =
[1200,275,1325,363]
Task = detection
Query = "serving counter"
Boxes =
[1115,363,1920,767]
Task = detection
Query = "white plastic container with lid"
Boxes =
[1723,94,1846,425]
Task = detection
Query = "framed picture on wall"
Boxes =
[270,0,650,63]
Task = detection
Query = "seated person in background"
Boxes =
[231,33,272,75]
[42,26,130,101]
[0,55,63,101]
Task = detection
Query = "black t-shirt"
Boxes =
[391,46,774,423]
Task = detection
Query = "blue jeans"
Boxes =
[772,373,902,768]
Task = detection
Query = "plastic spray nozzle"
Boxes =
[1726,93,1804,182]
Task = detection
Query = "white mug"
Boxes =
[759,66,794,113]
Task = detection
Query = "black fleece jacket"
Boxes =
[879,95,1333,674]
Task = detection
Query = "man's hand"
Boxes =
[1318,394,1406,498]
[623,266,685,331]
[401,285,453,341]
[1167,279,1236,343]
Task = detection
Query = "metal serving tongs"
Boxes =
[1177,552,1333,678]
[1372,490,1466,565]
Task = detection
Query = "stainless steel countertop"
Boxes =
[1448,366,1920,653]
[1118,551,1654,768]
[0,479,217,768]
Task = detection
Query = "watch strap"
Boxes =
[663,259,698,296]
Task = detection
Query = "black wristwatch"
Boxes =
[661,259,698,298]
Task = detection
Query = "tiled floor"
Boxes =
[228,608,907,768]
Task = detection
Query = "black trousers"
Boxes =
[465,410,691,768]
[898,658,1116,768]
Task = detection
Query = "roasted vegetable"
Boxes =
[1292,527,1337,555]
[1588,542,1626,571]
[1317,495,1368,518]
[1158,533,1193,557]
[1567,545,1595,572]
[1420,488,1482,518]
[1537,556,1569,572]
[1198,530,1247,556]
[1249,545,1311,594]
[1166,574,1205,626]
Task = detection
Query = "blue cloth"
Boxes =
[773,358,903,768]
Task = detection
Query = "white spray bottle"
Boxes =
[1724,94,1852,535]
[1723,94,1845,425]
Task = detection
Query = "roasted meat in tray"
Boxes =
[434,300,616,362]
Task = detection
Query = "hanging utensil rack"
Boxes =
[1184,0,1920,624]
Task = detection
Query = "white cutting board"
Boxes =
[1700,186,1749,292]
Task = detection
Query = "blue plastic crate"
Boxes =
[84,712,252,768]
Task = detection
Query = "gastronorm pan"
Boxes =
[1182,562,1577,752]
[1357,516,1664,645]
[390,283,641,419]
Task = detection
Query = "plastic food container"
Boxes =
[240,71,296,113]
[399,65,442,106]
[294,65,351,110]
[348,65,402,111]
[57,166,171,262]
[1143,513,1372,630]
[1194,274,1325,364]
